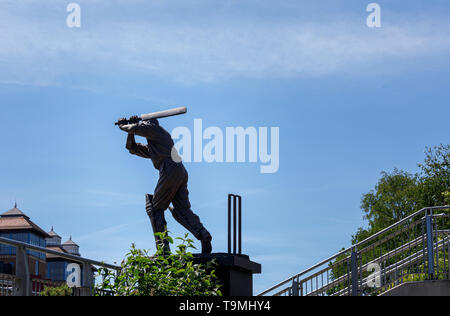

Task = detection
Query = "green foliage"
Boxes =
[444,191,450,205]
[354,169,419,243]
[352,144,449,244]
[417,144,450,207]
[326,145,449,296]
[96,232,222,296]
[40,284,73,296]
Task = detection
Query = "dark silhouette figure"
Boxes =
[118,117,212,254]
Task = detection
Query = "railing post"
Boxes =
[351,249,359,296]
[228,194,232,254]
[426,212,435,279]
[15,246,31,296]
[291,279,299,296]
[82,262,94,296]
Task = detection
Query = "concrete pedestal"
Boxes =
[382,280,450,296]
[193,253,261,296]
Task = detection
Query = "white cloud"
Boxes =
[252,254,301,265]
[77,221,144,242]
[1,3,450,86]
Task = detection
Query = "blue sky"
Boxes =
[0,0,449,293]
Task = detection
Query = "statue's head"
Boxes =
[144,118,159,126]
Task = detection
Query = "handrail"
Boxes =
[257,205,450,296]
[257,246,353,296]
[0,236,120,271]
[353,206,448,249]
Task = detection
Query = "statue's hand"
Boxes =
[128,115,140,124]
[117,117,128,127]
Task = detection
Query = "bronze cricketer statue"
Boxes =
[116,107,212,254]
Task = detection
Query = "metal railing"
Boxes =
[258,206,450,296]
[0,236,120,296]
[0,273,16,296]
[31,278,66,296]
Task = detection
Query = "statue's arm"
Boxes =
[119,119,160,139]
[125,133,136,151]
[125,133,151,159]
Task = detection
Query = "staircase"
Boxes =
[257,206,450,296]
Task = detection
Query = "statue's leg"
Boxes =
[147,161,185,252]
[170,168,212,254]
[145,194,170,253]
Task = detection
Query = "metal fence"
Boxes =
[0,236,120,296]
[258,206,450,296]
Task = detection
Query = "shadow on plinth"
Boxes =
[194,253,261,296]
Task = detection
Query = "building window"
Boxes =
[0,232,46,260]
[35,261,39,275]
[46,261,68,281]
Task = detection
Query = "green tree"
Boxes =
[417,144,450,208]
[352,169,419,244]
[443,191,450,205]
[326,145,450,295]
[352,144,449,244]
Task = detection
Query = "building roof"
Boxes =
[0,205,50,238]
[47,226,61,238]
[47,245,67,253]
[46,245,69,259]
[62,237,79,247]
[1,207,29,219]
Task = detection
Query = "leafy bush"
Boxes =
[96,232,222,296]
